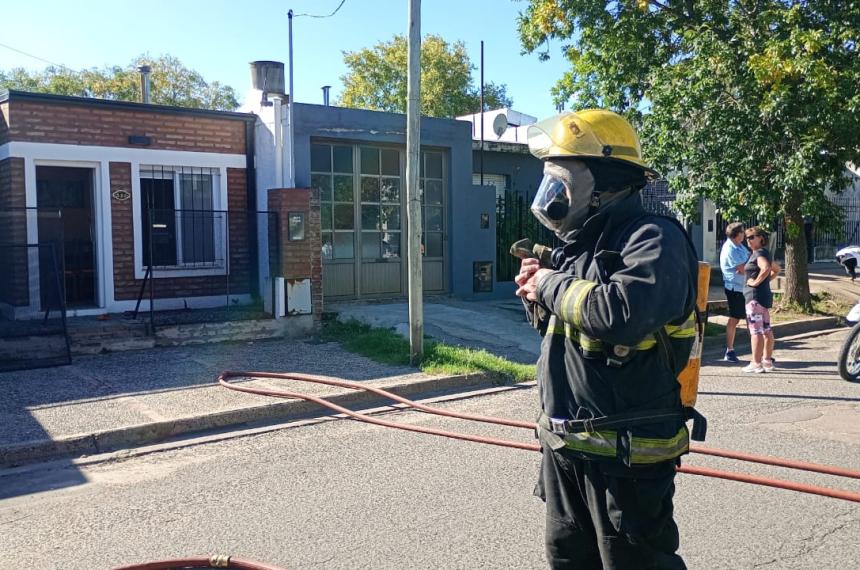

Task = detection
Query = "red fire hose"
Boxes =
[112,554,287,570]
[218,371,860,504]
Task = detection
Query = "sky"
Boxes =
[0,0,571,119]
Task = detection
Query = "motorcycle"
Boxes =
[837,300,860,382]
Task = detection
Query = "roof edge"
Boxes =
[0,89,255,121]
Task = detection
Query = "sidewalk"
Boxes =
[1,262,854,468]
[0,338,499,467]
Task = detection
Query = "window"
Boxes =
[421,151,445,258]
[312,143,356,261]
[139,166,221,269]
[360,146,402,260]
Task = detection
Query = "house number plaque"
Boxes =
[112,190,131,201]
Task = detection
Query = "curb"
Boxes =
[0,371,504,468]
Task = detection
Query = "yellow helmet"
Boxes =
[527,109,658,179]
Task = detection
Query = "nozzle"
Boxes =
[510,238,554,267]
[510,238,536,260]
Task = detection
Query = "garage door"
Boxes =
[311,142,447,299]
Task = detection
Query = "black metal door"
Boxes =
[36,166,96,308]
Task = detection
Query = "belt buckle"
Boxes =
[549,417,567,435]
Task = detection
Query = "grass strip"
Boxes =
[321,316,536,383]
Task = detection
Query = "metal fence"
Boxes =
[715,197,860,262]
[0,208,72,371]
[134,209,279,330]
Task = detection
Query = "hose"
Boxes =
[219,371,860,504]
[112,554,287,570]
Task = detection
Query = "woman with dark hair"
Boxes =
[742,227,780,373]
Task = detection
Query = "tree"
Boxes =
[518,1,860,307]
[339,34,512,118]
[0,54,239,111]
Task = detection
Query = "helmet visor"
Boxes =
[530,174,571,233]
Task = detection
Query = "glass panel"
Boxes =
[380,177,400,203]
[288,212,305,241]
[425,152,443,178]
[381,149,400,175]
[322,232,333,260]
[362,232,381,259]
[334,175,353,202]
[425,232,443,257]
[321,203,332,231]
[361,205,380,230]
[334,232,355,259]
[425,179,443,205]
[181,209,215,264]
[311,144,331,172]
[312,174,333,202]
[426,206,443,231]
[334,204,354,230]
[381,206,400,230]
[360,147,380,175]
[382,232,400,258]
[333,146,353,173]
[179,173,213,211]
[360,177,380,203]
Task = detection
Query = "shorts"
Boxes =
[724,288,746,320]
[745,301,771,336]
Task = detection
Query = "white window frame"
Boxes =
[134,164,229,278]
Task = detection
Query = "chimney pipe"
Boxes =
[138,65,152,104]
[322,85,331,106]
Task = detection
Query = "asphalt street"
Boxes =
[1,329,858,569]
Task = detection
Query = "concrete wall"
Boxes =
[451,185,497,297]
[472,146,544,198]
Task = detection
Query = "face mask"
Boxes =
[530,160,596,241]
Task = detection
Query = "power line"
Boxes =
[293,0,347,18]
[0,41,74,71]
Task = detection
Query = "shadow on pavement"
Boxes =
[0,336,421,499]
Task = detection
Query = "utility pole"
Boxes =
[406,0,423,364]
[287,9,296,187]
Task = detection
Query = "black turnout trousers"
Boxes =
[536,445,687,570]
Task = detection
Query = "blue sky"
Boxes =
[0,0,570,119]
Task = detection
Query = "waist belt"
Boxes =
[545,313,696,367]
[536,407,707,467]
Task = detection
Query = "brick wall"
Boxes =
[110,162,252,302]
[0,158,29,306]
[6,100,247,154]
[268,188,323,319]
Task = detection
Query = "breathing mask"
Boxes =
[530,160,596,242]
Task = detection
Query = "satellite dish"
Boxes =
[492,113,508,138]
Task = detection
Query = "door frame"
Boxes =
[28,160,105,313]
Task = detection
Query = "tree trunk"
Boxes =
[782,194,812,308]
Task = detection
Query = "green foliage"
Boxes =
[518,1,860,303]
[0,54,239,111]
[338,34,513,117]
[321,317,535,382]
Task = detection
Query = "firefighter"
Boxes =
[515,110,700,569]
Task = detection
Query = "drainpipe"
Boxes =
[288,9,296,188]
[245,119,259,299]
[273,97,284,188]
[138,65,152,104]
